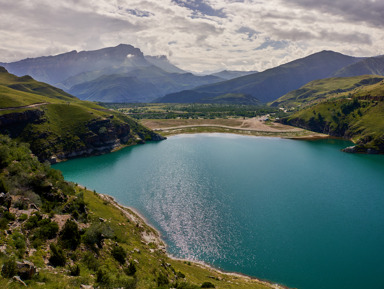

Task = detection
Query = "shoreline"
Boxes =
[96,192,288,289]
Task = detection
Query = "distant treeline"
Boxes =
[99,103,287,119]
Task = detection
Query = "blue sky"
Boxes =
[0,0,383,73]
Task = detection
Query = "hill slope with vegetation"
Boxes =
[277,75,384,153]
[0,67,164,162]
[0,135,279,289]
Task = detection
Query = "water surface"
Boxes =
[54,134,384,289]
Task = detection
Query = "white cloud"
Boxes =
[0,0,382,72]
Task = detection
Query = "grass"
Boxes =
[154,125,322,139]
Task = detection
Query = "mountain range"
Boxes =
[156,51,368,103]
[2,45,384,105]
[0,44,228,103]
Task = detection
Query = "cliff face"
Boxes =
[0,109,44,129]
[52,117,136,162]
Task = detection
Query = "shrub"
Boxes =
[96,268,110,285]
[177,271,186,279]
[59,219,81,250]
[3,211,15,221]
[82,252,100,271]
[12,232,26,250]
[49,243,66,267]
[83,223,114,249]
[201,282,215,288]
[36,219,59,239]
[18,214,28,221]
[111,245,126,265]
[32,219,59,243]
[69,264,80,276]
[1,257,16,278]
[124,262,136,276]
[24,213,42,230]
[157,271,169,287]
[0,218,8,229]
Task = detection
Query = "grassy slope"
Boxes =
[270,75,384,108]
[278,75,384,152]
[0,67,162,160]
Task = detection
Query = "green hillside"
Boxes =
[270,75,384,108]
[279,75,384,153]
[0,67,164,161]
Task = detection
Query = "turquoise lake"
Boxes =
[54,134,384,289]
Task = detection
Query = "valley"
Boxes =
[1,42,384,289]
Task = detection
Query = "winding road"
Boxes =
[0,102,49,111]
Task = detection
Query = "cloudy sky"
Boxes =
[0,0,383,73]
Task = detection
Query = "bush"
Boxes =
[18,214,28,221]
[3,211,15,221]
[82,252,100,271]
[59,219,81,250]
[111,245,126,265]
[12,231,26,257]
[83,223,114,249]
[1,257,16,278]
[201,282,215,288]
[124,262,136,276]
[69,264,80,276]
[0,218,8,229]
[157,271,169,287]
[49,243,66,267]
[24,213,42,230]
[96,268,110,285]
[35,219,59,240]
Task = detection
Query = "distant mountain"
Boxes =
[333,55,384,77]
[68,65,224,103]
[0,44,147,85]
[279,75,384,153]
[210,70,258,80]
[0,44,224,103]
[144,55,186,74]
[156,51,361,104]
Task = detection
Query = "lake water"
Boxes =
[54,134,384,289]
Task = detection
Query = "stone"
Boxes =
[80,285,94,289]
[16,260,37,280]
[12,276,27,287]
[0,192,12,209]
